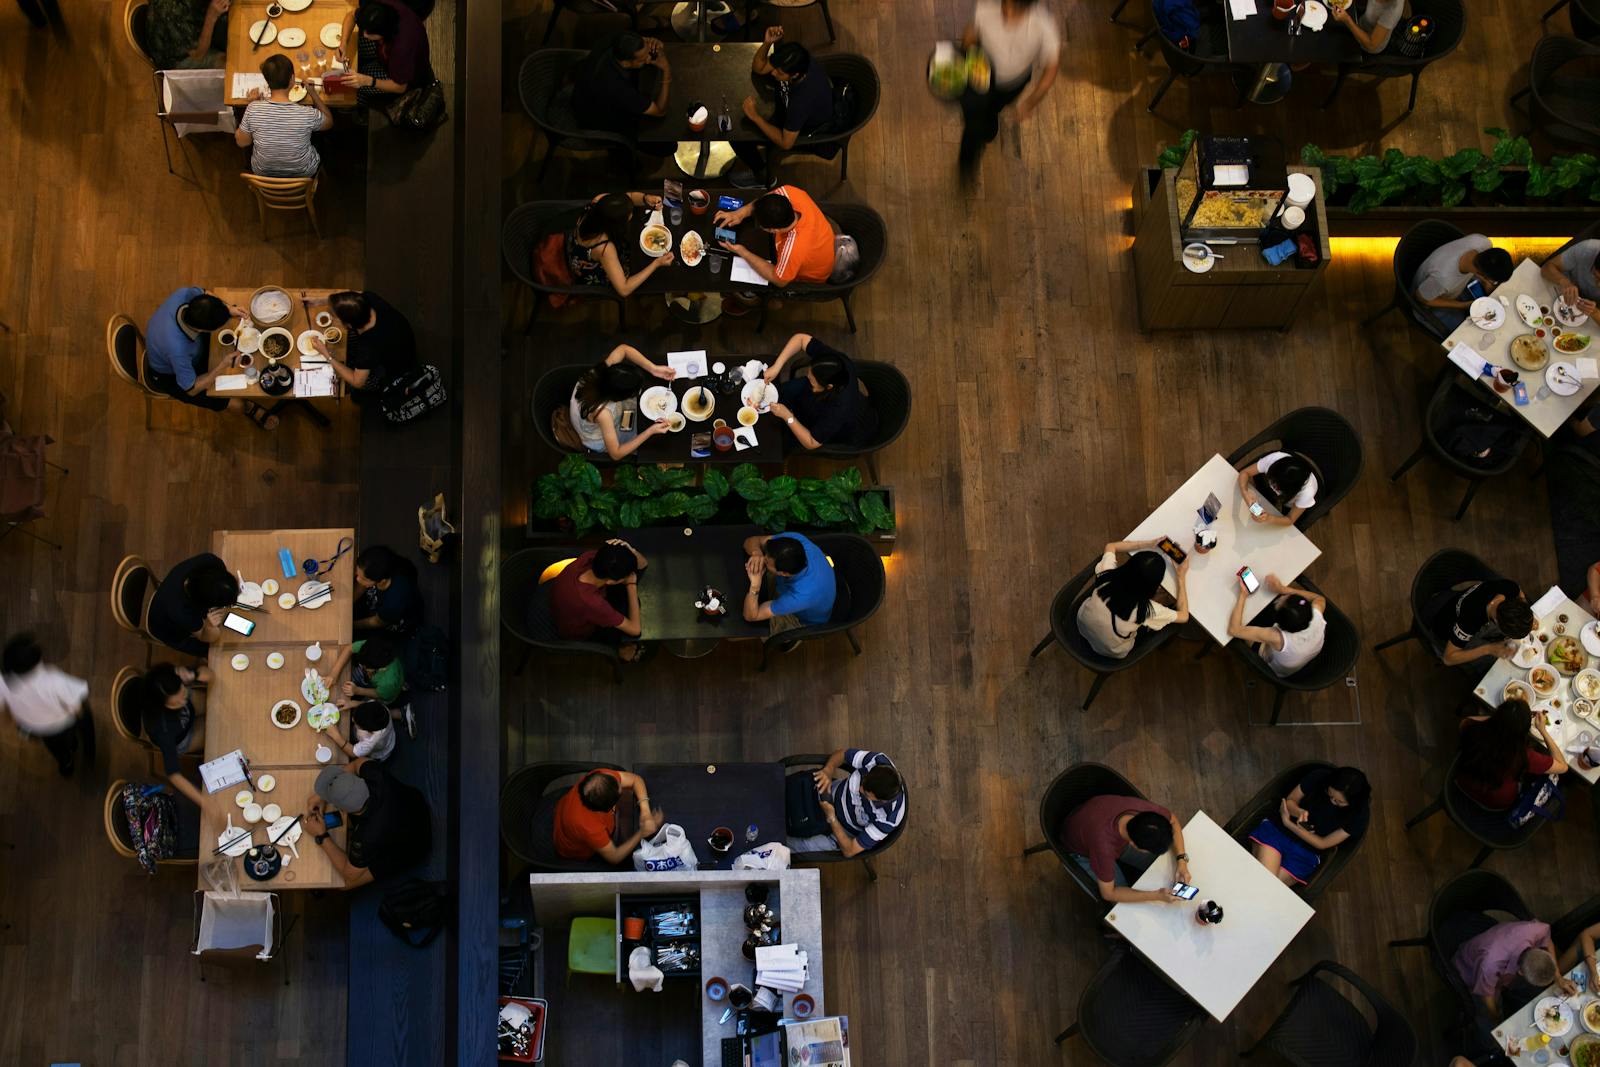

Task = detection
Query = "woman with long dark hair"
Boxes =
[340,0,433,105]
[1248,765,1371,887]
[568,192,676,296]
[569,344,675,460]
[141,662,211,809]
[1455,698,1567,809]
[761,332,880,450]
[1075,539,1190,659]
[1236,451,1318,527]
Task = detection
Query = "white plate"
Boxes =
[681,385,716,422]
[1518,293,1544,328]
[301,669,330,705]
[287,85,307,103]
[1576,668,1600,702]
[297,329,325,355]
[639,386,679,420]
[308,702,340,730]
[235,789,254,807]
[267,815,303,847]
[1504,678,1535,704]
[1299,0,1328,30]
[639,224,672,258]
[1181,243,1215,274]
[281,0,313,10]
[237,327,261,355]
[1537,995,1575,1037]
[1557,295,1590,327]
[248,19,278,46]
[1548,361,1583,397]
[217,823,254,857]
[680,230,707,267]
[1470,296,1506,330]
[256,774,277,793]
[231,653,250,671]
[278,592,297,609]
[267,651,286,670]
[277,26,307,48]
[238,581,264,607]
[1583,621,1600,657]
[270,699,302,730]
[741,380,775,412]
[297,579,331,609]
[320,22,343,47]
[1513,640,1544,669]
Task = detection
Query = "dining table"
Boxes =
[204,642,351,769]
[1104,811,1315,1021]
[1124,453,1322,644]
[1439,257,1600,439]
[198,766,347,890]
[1475,586,1600,785]
[224,0,361,106]
[630,353,786,464]
[631,761,787,869]
[636,44,773,166]
[1222,0,1363,103]
[623,524,770,652]
[205,287,350,427]
[1490,960,1599,1061]
[627,193,777,301]
[211,528,356,646]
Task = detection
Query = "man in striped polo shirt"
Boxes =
[786,747,905,856]
[235,55,333,178]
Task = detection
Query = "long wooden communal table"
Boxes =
[224,0,361,107]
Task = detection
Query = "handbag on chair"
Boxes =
[384,79,447,132]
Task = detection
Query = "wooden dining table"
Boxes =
[637,44,775,178]
[204,642,351,768]
[198,767,347,890]
[224,0,361,107]
[631,762,787,869]
[211,527,356,646]
[205,287,349,413]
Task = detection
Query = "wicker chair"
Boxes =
[500,761,628,874]
[758,203,887,335]
[1390,373,1534,522]
[1360,219,1468,343]
[778,753,904,883]
[107,313,170,430]
[109,555,160,654]
[1242,960,1418,1066]
[1227,578,1361,725]
[1055,945,1206,1060]
[124,0,154,65]
[1225,407,1363,531]
[1321,0,1465,117]
[501,200,628,330]
[500,547,625,683]
[1029,558,1179,711]
[1022,763,1149,909]
[758,533,884,670]
[239,174,320,240]
[1511,36,1600,151]
[517,49,642,181]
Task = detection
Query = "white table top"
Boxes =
[1439,258,1598,439]
[1104,811,1315,1021]
[1491,961,1598,1059]
[1125,454,1322,645]
[1476,589,1600,785]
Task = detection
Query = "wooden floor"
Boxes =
[502,2,1600,1066]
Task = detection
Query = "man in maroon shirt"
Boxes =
[547,539,648,658]
[1061,794,1192,905]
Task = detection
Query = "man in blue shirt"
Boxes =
[742,532,835,637]
[144,286,279,429]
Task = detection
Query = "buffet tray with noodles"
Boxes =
[1511,333,1549,371]
[249,286,294,325]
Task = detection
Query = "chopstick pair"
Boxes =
[299,587,333,609]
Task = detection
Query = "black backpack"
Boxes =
[405,624,448,692]
[378,878,449,947]
[381,364,448,425]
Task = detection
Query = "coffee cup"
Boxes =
[315,743,333,764]
[687,102,709,131]
[306,641,322,661]
[218,328,238,348]
[708,826,734,853]
[688,189,710,215]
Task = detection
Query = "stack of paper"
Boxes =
[294,365,337,398]
[231,73,269,99]
[1578,357,1598,379]
[730,257,770,287]
[667,350,708,378]
[1228,0,1256,18]
[1532,585,1569,619]
[200,750,249,794]
[1447,343,1488,380]
[214,374,249,391]
[755,944,809,993]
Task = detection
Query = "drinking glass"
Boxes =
[709,252,724,275]
[667,204,684,227]
[297,52,311,79]
[314,48,328,74]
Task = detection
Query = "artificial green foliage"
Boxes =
[532,459,895,537]
[1156,129,1198,171]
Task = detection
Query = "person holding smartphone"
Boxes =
[1236,452,1318,527]
[1060,794,1192,905]
[1227,573,1328,677]
[1246,765,1370,887]
[306,757,431,889]
[1075,539,1190,659]
[145,553,241,656]
[1410,234,1514,332]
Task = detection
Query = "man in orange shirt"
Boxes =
[714,186,835,286]
[551,767,663,864]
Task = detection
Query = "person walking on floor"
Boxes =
[0,633,96,777]
[958,0,1062,181]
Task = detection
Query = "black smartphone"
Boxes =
[1157,537,1186,565]
[714,226,737,244]
[323,811,343,830]
[1171,881,1199,900]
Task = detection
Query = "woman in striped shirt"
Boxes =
[236,55,332,178]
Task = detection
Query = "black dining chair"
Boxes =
[1147,16,1249,115]
[1404,750,1551,869]
[1371,548,1498,660]
[1242,960,1418,1067]
[778,753,904,883]
[1225,407,1364,531]
[540,0,674,45]
[1539,442,1600,596]
[1361,219,1467,343]
[743,0,836,44]
[1390,870,1534,1033]
[766,54,880,184]
[757,203,887,336]
[1227,579,1361,726]
[1055,945,1206,1061]
[777,357,910,482]
[1544,0,1600,38]
[1029,558,1179,711]
[517,49,643,181]
[1390,373,1535,522]
[530,363,617,461]
[500,761,630,875]
[1512,36,1600,151]
[1321,0,1464,117]
[500,547,626,684]
[502,200,629,331]
[1553,889,1600,952]
[758,533,884,670]
[1221,761,1370,902]
[1022,763,1149,909]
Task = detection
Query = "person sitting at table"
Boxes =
[551,767,662,864]
[307,758,431,888]
[786,747,905,856]
[1075,539,1190,659]
[1246,765,1370,887]
[568,343,674,460]
[1455,698,1567,811]
[1060,793,1191,904]
[728,30,838,189]
[140,663,213,812]
[331,699,397,762]
[341,0,434,109]
[145,552,240,656]
[312,290,417,395]
[1228,573,1328,677]
[565,192,676,296]
[571,31,672,138]
[1542,235,1600,317]
[1331,0,1405,54]
[1429,576,1533,667]
[354,544,424,635]
[715,186,835,287]
[147,0,229,70]
[1236,451,1317,527]
[957,0,1062,180]
[236,55,333,178]
[1411,234,1515,332]
[322,636,406,706]
[547,539,649,660]
[761,332,880,450]
[1453,915,1574,1019]
[742,533,836,636]
[144,287,280,430]
[0,632,95,779]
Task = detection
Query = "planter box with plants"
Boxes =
[1149,129,1600,237]
[528,456,897,553]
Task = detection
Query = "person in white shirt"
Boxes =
[1227,575,1329,677]
[0,634,94,777]
[333,699,397,762]
[1237,450,1319,527]
[958,0,1061,177]
[1074,540,1190,659]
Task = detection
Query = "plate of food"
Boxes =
[1511,333,1549,371]
[1299,0,1328,29]
[320,22,343,47]
[1470,296,1506,330]
[966,50,991,93]
[258,327,294,363]
[639,224,672,258]
[297,329,325,356]
[307,702,340,730]
[1531,663,1563,695]
[1584,620,1600,657]
[639,386,678,420]
[1584,1001,1600,1035]
[270,699,302,730]
[1557,295,1591,327]
[287,85,308,103]
[1549,360,1584,397]
[1513,640,1544,669]
[741,379,776,412]
[1576,669,1600,702]
[679,229,706,267]
[237,326,261,354]
[1181,242,1216,274]
[256,773,276,793]
[250,286,293,325]
[1518,293,1545,328]
[681,385,716,422]
[1538,995,1576,1037]
[301,669,330,705]
[276,25,306,48]
[1555,332,1592,354]
[1504,678,1536,704]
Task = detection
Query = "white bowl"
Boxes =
[262,803,282,822]
[242,803,264,824]
[278,592,297,609]
[231,653,250,671]
[267,652,285,670]
[256,774,276,793]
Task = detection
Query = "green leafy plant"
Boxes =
[1156,129,1198,171]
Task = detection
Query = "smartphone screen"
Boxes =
[1513,381,1530,406]
[1248,500,1265,518]
[222,612,255,636]
[1238,566,1260,594]
[715,226,737,243]
[1171,881,1199,900]
[1157,537,1186,565]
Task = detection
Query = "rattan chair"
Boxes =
[500,547,625,683]
[779,358,909,481]
[1405,750,1551,869]
[1511,35,1600,151]
[105,780,198,865]
[1242,960,1418,1066]
[110,666,159,754]
[779,753,904,883]
[500,761,628,874]
[501,200,628,330]
[1055,945,1206,1060]
[1029,558,1179,711]
[1390,373,1534,521]
[757,202,887,335]
[758,533,885,670]
[110,555,160,652]
[766,54,880,183]
[1371,548,1499,661]
[517,49,641,181]
[240,174,320,240]
[1360,219,1467,343]
[107,313,170,429]
[124,0,154,65]
[1227,578,1361,725]
[1321,0,1464,117]
[1225,407,1363,531]
[1023,763,1149,909]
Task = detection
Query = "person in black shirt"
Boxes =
[761,332,880,450]
[140,662,214,811]
[307,758,431,887]
[571,31,672,138]
[1246,765,1371,887]
[314,290,416,394]
[145,553,239,656]
[1428,577,1533,667]
[354,544,424,635]
[730,30,837,188]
